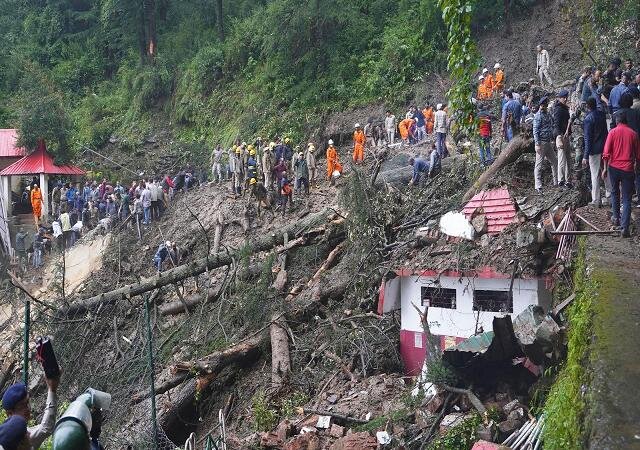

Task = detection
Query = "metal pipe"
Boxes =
[512,420,535,449]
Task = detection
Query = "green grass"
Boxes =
[542,239,595,449]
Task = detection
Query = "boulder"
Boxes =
[329,432,377,450]
[284,432,321,450]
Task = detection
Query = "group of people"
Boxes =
[477,63,506,100]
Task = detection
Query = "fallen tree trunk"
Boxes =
[212,211,224,254]
[462,135,533,202]
[60,208,338,316]
[378,153,468,187]
[270,314,291,389]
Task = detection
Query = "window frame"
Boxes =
[421,286,457,309]
[472,289,513,313]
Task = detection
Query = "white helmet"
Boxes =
[494,63,501,69]
[478,75,484,80]
[328,139,334,145]
[165,241,171,247]
[482,68,489,74]
[436,103,443,110]
[354,123,361,128]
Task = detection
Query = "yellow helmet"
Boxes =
[249,149,256,156]
[284,137,291,144]
[249,178,257,185]
[235,146,241,154]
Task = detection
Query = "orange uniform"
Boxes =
[484,74,494,96]
[423,108,434,134]
[398,118,414,141]
[477,83,490,100]
[326,145,342,179]
[353,129,365,163]
[31,187,42,218]
[494,69,505,93]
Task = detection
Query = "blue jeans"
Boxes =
[505,126,514,142]
[153,255,163,271]
[436,133,447,156]
[143,206,151,224]
[609,166,635,230]
[478,137,492,164]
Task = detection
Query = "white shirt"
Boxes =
[385,115,397,131]
[537,49,550,71]
[52,221,62,238]
[434,110,448,134]
[28,389,57,449]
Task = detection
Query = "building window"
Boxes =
[421,287,456,309]
[473,290,513,313]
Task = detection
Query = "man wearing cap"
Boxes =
[353,124,365,163]
[2,375,59,449]
[494,63,505,93]
[554,89,572,187]
[0,415,27,450]
[533,96,558,193]
[536,45,552,87]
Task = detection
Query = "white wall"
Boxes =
[399,275,549,339]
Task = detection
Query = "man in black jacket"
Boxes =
[582,97,609,206]
[554,90,572,187]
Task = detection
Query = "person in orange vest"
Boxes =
[326,139,342,185]
[30,183,43,229]
[482,68,494,96]
[477,76,489,100]
[352,123,365,163]
[398,117,415,144]
[423,104,434,134]
[493,63,505,94]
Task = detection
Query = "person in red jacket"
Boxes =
[478,110,493,165]
[602,110,640,237]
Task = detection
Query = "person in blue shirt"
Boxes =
[408,157,430,186]
[65,183,77,208]
[608,71,632,114]
[414,107,426,143]
[501,91,522,142]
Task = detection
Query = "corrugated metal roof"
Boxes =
[0,140,85,176]
[463,188,517,234]
[447,331,495,354]
[0,129,27,158]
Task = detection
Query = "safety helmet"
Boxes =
[482,68,488,74]
[436,103,443,110]
[494,63,501,69]
[250,149,256,156]
[354,123,361,128]
[269,142,276,149]
[478,75,484,80]
[241,141,247,147]
[328,139,334,145]
[284,137,291,144]
[249,178,257,185]
[165,241,171,247]
[235,147,241,154]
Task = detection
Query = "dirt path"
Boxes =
[583,214,640,450]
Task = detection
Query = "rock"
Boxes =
[327,394,338,404]
[507,407,525,422]
[479,233,492,247]
[471,440,505,450]
[476,422,497,442]
[440,413,469,432]
[330,424,345,438]
[415,409,434,430]
[284,432,321,450]
[502,399,520,415]
[495,392,509,402]
[498,417,522,436]
[471,213,488,235]
[329,431,377,450]
[260,431,283,448]
[276,419,294,441]
[296,415,320,432]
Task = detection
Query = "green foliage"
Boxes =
[437,0,481,137]
[251,390,309,431]
[542,239,593,450]
[428,413,482,449]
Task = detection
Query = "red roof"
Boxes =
[0,129,27,158]
[0,141,85,176]
[463,188,517,234]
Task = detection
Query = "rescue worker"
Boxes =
[478,109,493,165]
[536,44,553,87]
[353,123,365,163]
[211,144,224,184]
[482,68,494,96]
[326,139,342,185]
[398,117,414,144]
[477,76,489,100]
[230,146,243,196]
[423,104,434,135]
[408,157,430,186]
[31,183,43,229]
[262,142,275,189]
[247,147,258,193]
[248,178,272,217]
[279,171,293,216]
[306,143,317,186]
[494,63,505,93]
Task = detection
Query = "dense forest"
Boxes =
[0,0,636,161]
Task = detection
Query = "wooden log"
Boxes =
[306,242,345,288]
[462,135,533,202]
[60,208,336,316]
[212,211,224,254]
[270,314,291,389]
